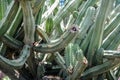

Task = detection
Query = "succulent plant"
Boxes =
[0,0,120,80]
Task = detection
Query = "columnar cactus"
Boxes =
[0,0,120,80]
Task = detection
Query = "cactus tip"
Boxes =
[70,25,79,33]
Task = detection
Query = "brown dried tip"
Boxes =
[83,57,88,65]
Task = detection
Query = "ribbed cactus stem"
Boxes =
[103,50,120,59]
[20,0,35,45]
[76,6,95,44]
[54,52,68,73]
[87,0,110,66]
[53,0,82,26]
[106,33,120,50]
[42,0,59,21]
[1,34,23,49]
[81,59,120,80]
[75,0,97,25]
[102,24,120,49]
[33,25,79,53]
[7,6,22,36]
[33,0,45,18]
[0,45,30,69]
[36,26,50,43]
[104,13,120,39]
[64,43,78,68]
[109,4,120,19]
[0,1,19,37]
[80,25,94,53]
[71,49,88,80]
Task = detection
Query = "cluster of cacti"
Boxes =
[0,0,120,80]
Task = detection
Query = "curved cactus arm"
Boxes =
[20,0,35,45]
[80,59,120,80]
[0,45,30,69]
[33,26,79,53]
[1,34,24,49]
[36,25,50,43]
[0,1,19,37]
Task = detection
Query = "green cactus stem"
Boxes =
[95,48,103,64]
[115,67,120,78]
[33,0,45,18]
[53,0,82,26]
[64,43,78,69]
[75,0,97,25]
[42,0,59,21]
[0,45,30,69]
[104,13,120,39]
[76,6,95,44]
[81,59,120,80]
[1,34,23,49]
[80,24,94,53]
[7,6,23,36]
[103,50,120,59]
[102,24,120,49]
[33,25,79,53]
[20,0,35,45]
[71,49,88,80]
[87,0,110,66]
[106,33,120,50]
[109,4,120,20]
[54,52,68,73]
[36,26,50,43]
[0,1,19,37]
[0,62,18,80]
[106,70,117,80]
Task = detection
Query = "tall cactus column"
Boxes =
[19,0,35,45]
[87,0,111,67]
[19,0,36,77]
